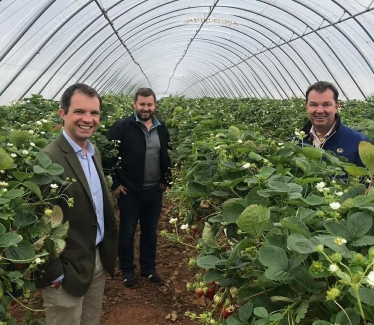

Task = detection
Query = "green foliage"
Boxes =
[3,93,374,324]
[159,95,374,325]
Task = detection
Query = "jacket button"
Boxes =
[93,225,97,230]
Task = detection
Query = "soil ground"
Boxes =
[10,197,206,325]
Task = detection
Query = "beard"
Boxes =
[136,110,153,121]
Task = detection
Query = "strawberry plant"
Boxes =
[159,95,374,324]
[2,92,374,324]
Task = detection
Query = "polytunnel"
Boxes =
[0,0,374,105]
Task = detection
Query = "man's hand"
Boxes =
[159,183,168,192]
[114,185,129,199]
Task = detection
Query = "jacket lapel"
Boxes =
[56,134,94,208]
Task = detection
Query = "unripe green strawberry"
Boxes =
[44,209,53,217]
[354,253,364,262]
[352,274,362,284]
[326,287,341,301]
[311,261,324,272]
[186,282,193,291]
[188,258,196,267]
[315,245,324,253]
[229,287,237,298]
[369,247,374,259]
[330,253,342,263]
[213,294,223,304]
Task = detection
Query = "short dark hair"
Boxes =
[305,81,339,103]
[60,83,102,113]
[134,88,156,103]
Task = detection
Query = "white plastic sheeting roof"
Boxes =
[0,0,373,104]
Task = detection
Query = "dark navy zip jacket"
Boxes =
[299,114,370,167]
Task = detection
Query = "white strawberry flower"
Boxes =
[36,121,42,126]
[330,202,341,210]
[329,264,339,273]
[336,191,344,196]
[242,162,251,169]
[180,224,189,230]
[169,218,177,224]
[22,150,29,155]
[238,139,243,143]
[367,271,374,287]
[316,182,326,192]
[334,237,347,245]
[50,184,58,189]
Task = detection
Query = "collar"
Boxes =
[62,130,95,156]
[310,121,336,140]
[134,110,161,127]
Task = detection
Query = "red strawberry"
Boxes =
[195,288,204,298]
[190,225,198,233]
[14,263,24,270]
[204,286,215,300]
[221,306,235,319]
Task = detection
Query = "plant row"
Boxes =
[158,95,374,325]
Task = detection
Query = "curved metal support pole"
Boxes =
[163,0,220,96]
[0,0,94,97]
[93,0,151,88]
[19,15,107,99]
[265,0,369,98]
[0,0,56,62]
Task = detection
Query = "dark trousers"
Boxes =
[117,186,163,274]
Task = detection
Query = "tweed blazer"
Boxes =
[34,133,118,297]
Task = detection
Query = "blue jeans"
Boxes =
[117,186,163,274]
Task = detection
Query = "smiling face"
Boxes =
[133,95,156,122]
[58,91,100,148]
[306,89,339,137]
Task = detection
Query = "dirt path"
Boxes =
[11,197,205,325]
[100,198,203,325]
